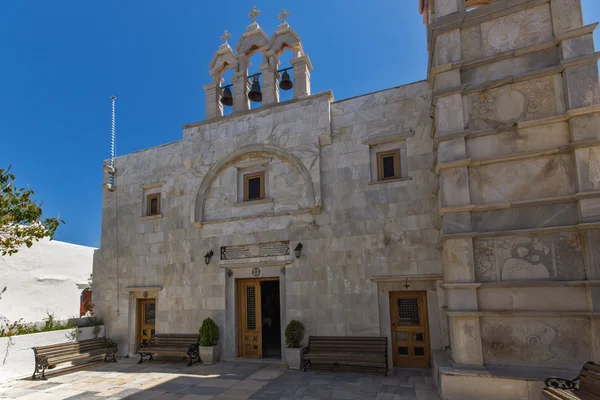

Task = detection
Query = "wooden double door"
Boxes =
[390,291,430,368]
[237,278,280,358]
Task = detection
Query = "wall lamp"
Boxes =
[204,250,214,265]
[294,243,303,259]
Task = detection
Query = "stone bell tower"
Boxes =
[203,7,313,120]
[423,0,600,398]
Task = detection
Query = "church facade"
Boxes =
[93,1,600,398]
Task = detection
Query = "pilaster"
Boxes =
[433,0,466,20]
[290,55,312,98]
[232,74,250,113]
[260,61,279,106]
[203,83,223,120]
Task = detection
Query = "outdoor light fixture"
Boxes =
[294,243,303,259]
[204,250,214,265]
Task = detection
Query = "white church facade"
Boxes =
[93,1,600,398]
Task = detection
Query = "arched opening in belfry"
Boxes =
[221,65,234,116]
[247,47,264,109]
[277,48,295,103]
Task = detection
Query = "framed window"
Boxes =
[244,172,265,201]
[377,149,401,181]
[146,193,161,216]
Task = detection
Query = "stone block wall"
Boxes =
[93,82,441,362]
[429,0,600,371]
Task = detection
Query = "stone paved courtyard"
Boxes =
[0,357,439,400]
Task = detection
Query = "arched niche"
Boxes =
[192,144,318,227]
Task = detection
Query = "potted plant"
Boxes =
[284,320,305,370]
[198,318,220,365]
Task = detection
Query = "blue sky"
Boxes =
[1,1,599,248]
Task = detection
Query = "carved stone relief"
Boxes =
[467,76,558,130]
[474,233,585,282]
[589,148,600,190]
[481,318,590,367]
[481,5,552,57]
[474,239,496,282]
[437,94,464,135]
[566,64,600,109]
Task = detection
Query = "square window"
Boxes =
[146,194,161,216]
[377,150,401,181]
[244,172,265,201]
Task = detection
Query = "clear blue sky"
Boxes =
[1,1,599,248]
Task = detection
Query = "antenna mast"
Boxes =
[102,96,117,191]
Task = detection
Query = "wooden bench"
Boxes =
[302,336,388,376]
[31,338,117,380]
[138,334,200,366]
[543,361,600,399]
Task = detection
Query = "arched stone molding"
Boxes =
[209,44,238,85]
[266,26,303,59]
[192,144,319,228]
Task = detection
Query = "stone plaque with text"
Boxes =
[220,241,290,260]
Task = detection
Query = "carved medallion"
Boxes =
[143,291,148,299]
[252,268,261,277]
[487,22,519,53]
[494,91,526,123]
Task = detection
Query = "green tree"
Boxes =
[0,167,63,256]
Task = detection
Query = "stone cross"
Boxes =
[278,9,290,23]
[220,30,231,44]
[249,6,261,23]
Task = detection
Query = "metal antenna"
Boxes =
[109,95,116,186]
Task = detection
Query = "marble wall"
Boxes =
[93,81,441,362]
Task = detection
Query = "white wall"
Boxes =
[0,239,95,325]
[0,326,105,382]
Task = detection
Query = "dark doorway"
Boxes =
[260,280,281,358]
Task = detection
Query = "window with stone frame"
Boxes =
[146,193,161,216]
[243,172,265,201]
[377,149,401,181]
[368,140,408,183]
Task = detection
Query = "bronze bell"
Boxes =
[248,76,262,103]
[279,70,293,91]
[221,86,233,106]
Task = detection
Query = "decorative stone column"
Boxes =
[291,55,312,99]
[260,54,279,106]
[232,71,250,113]
[203,83,223,120]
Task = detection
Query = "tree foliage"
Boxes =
[0,167,63,256]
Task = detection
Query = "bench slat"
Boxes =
[303,336,388,376]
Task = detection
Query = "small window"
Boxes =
[244,172,265,201]
[146,193,161,216]
[377,149,401,181]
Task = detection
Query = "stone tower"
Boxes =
[424,0,600,398]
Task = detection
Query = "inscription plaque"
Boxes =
[221,241,290,260]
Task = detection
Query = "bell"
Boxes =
[248,76,262,103]
[279,70,293,91]
[221,86,233,106]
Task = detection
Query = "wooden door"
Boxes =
[137,299,156,348]
[238,280,262,358]
[390,291,430,367]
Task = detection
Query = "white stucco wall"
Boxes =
[0,239,95,325]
